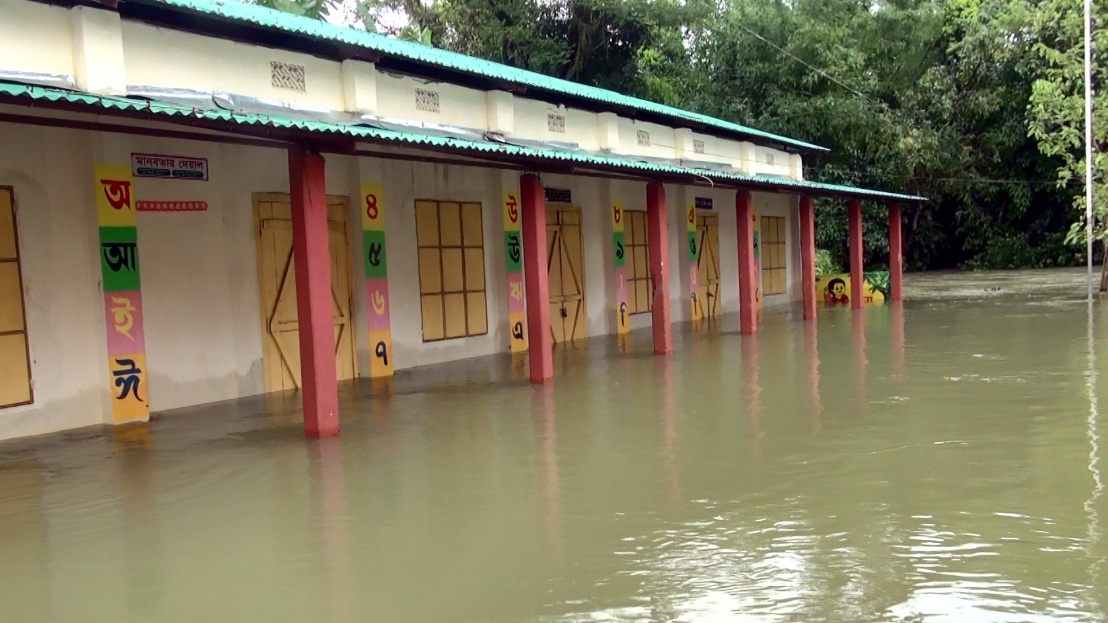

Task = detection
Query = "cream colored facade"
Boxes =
[0,0,806,441]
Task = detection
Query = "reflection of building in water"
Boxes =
[0,0,920,441]
[741,338,764,465]
[655,357,680,504]
[0,461,54,621]
[114,423,163,617]
[804,321,823,435]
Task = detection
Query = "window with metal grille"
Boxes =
[625,210,652,314]
[415,200,488,341]
[636,130,650,146]
[761,216,787,295]
[0,187,32,407]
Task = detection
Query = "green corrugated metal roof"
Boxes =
[129,0,828,153]
[0,81,924,202]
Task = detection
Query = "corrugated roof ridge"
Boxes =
[131,0,828,152]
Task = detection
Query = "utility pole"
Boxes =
[1085,0,1095,298]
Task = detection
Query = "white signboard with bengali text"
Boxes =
[131,153,208,181]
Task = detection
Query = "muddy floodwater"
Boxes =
[2,268,1106,622]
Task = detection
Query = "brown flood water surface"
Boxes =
[1,268,1105,622]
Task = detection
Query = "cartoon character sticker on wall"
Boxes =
[824,277,849,305]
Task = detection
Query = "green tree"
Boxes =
[251,0,337,19]
[1025,0,1108,285]
[253,0,1086,275]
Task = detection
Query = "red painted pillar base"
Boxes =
[888,202,904,302]
[521,174,553,383]
[848,199,864,310]
[289,148,340,437]
[799,195,817,320]
[647,182,672,354]
[736,190,758,334]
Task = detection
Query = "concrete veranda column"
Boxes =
[848,199,864,310]
[736,189,758,335]
[888,202,904,302]
[289,147,340,437]
[646,182,672,354]
[799,195,817,320]
[521,174,553,383]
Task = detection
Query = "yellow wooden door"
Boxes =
[254,193,356,393]
[546,206,587,345]
[696,213,721,323]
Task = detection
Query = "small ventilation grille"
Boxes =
[693,139,705,154]
[636,130,650,146]
[547,112,566,133]
[765,152,775,165]
[415,88,440,113]
[270,61,306,91]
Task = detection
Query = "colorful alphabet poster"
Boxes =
[816,272,889,306]
[611,198,629,334]
[502,191,528,353]
[686,201,701,323]
[361,182,393,377]
[95,164,149,423]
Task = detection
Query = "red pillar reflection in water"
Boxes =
[655,356,680,504]
[892,302,906,394]
[853,311,869,413]
[741,336,764,465]
[307,438,351,621]
[804,321,823,435]
[530,385,561,558]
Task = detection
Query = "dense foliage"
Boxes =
[259,0,1103,273]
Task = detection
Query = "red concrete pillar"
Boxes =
[888,202,904,302]
[289,148,339,437]
[736,189,758,334]
[799,195,817,320]
[848,199,864,310]
[521,174,553,383]
[646,182,672,354]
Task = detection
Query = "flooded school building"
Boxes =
[0,0,922,441]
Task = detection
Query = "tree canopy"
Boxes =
[258,0,1103,272]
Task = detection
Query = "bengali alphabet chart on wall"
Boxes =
[502,191,527,353]
[611,198,629,334]
[95,164,149,423]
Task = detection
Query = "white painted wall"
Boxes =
[0,0,73,78]
[121,21,345,110]
[0,122,104,440]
